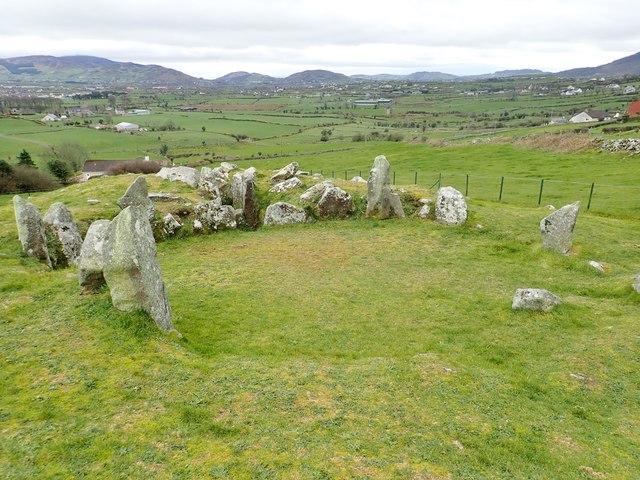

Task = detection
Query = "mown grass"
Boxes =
[1,173,639,478]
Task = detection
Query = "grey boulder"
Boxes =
[78,219,111,291]
[366,155,404,219]
[512,288,563,312]
[157,166,200,188]
[540,201,580,254]
[193,200,237,232]
[435,187,467,226]
[117,176,155,223]
[13,195,51,268]
[264,202,307,226]
[270,162,299,183]
[163,213,182,236]
[269,177,303,193]
[317,186,354,219]
[103,206,178,335]
[43,202,84,267]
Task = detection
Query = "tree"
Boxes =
[0,159,13,176]
[17,149,35,168]
[47,158,72,182]
[201,126,206,132]
[41,142,88,173]
[159,144,169,156]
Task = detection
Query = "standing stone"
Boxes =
[269,177,303,193]
[199,166,231,202]
[300,180,334,203]
[366,155,405,219]
[13,196,51,268]
[317,186,354,219]
[103,206,178,335]
[540,201,580,254]
[43,202,84,267]
[117,176,155,224]
[240,168,259,229]
[231,172,244,208]
[219,162,238,173]
[435,187,467,226]
[512,288,563,312]
[78,219,111,292]
[264,202,307,226]
[194,200,237,232]
[270,162,299,183]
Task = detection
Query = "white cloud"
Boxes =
[1,0,638,78]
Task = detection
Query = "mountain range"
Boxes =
[0,52,639,87]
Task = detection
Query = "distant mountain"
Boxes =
[283,69,353,85]
[0,55,201,86]
[558,51,640,78]
[463,69,546,80]
[214,71,277,85]
[406,71,459,82]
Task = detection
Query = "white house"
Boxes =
[569,110,608,123]
[41,113,59,122]
[624,86,637,94]
[115,122,139,132]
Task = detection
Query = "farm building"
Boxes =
[629,101,640,116]
[624,86,637,95]
[41,113,60,122]
[115,122,139,132]
[569,110,608,123]
[81,160,129,181]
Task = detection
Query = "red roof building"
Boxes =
[629,100,640,116]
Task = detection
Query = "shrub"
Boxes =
[106,160,162,176]
[0,165,59,194]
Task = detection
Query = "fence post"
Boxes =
[537,179,544,206]
[331,170,334,178]
[321,169,323,176]
[465,174,469,196]
[438,173,442,190]
[587,182,595,210]
[499,176,505,201]
[414,171,418,185]
[393,171,396,185]
[344,170,347,180]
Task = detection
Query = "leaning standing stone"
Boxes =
[512,288,563,312]
[317,186,354,219]
[103,206,178,335]
[78,219,111,292]
[540,201,580,254]
[366,155,405,219]
[117,176,156,224]
[435,187,467,226]
[270,162,299,183]
[43,202,84,267]
[13,195,51,268]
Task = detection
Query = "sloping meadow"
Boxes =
[1,174,639,479]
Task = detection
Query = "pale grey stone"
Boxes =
[103,206,179,335]
[231,168,259,228]
[269,177,303,193]
[366,155,405,219]
[417,203,432,219]
[163,213,182,236]
[317,186,354,219]
[300,180,334,203]
[43,202,83,266]
[219,162,238,173]
[148,192,182,202]
[78,219,111,291]
[13,195,51,268]
[588,261,605,273]
[87,198,100,204]
[632,274,640,294]
[194,201,237,232]
[512,288,563,312]
[156,166,200,187]
[350,176,368,183]
[264,202,307,226]
[540,201,580,254]
[435,186,467,226]
[270,162,299,183]
[117,176,155,223]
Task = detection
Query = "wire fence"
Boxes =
[310,168,640,218]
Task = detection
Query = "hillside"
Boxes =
[213,71,277,85]
[0,55,202,86]
[283,69,353,85]
[558,51,640,78]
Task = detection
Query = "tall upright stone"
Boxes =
[435,187,467,226]
[540,201,580,254]
[43,202,84,267]
[78,219,111,292]
[117,176,155,224]
[13,195,51,268]
[103,206,179,335]
[365,155,404,219]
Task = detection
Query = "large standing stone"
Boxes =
[540,201,580,254]
[156,166,200,188]
[13,196,51,268]
[102,206,178,335]
[78,219,111,291]
[317,186,354,219]
[270,162,299,183]
[435,187,467,226]
[117,176,155,223]
[366,155,405,219]
[43,202,84,267]
[512,288,563,312]
[193,200,237,232]
[233,167,259,229]
[264,202,307,226]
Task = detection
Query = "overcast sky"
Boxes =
[1,0,638,79]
